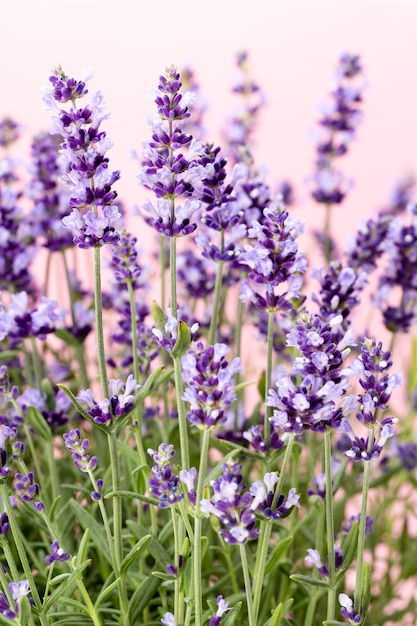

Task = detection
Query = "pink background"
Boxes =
[1,0,417,247]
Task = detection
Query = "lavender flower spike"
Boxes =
[148,444,183,508]
[209,595,231,626]
[44,540,71,565]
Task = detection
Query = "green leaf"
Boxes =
[69,500,112,565]
[151,570,176,581]
[43,562,90,612]
[323,621,350,626]
[49,495,61,523]
[54,328,83,347]
[75,527,91,567]
[18,594,33,626]
[105,490,158,507]
[94,574,120,612]
[120,534,152,574]
[289,574,331,589]
[265,598,294,626]
[151,300,167,333]
[128,575,161,623]
[26,406,52,442]
[126,521,171,570]
[265,536,293,575]
[221,601,242,626]
[171,320,191,357]
[338,521,359,576]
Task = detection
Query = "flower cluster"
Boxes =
[147,444,183,508]
[249,472,301,519]
[239,203,307,312]
[138,65,207,237]
[201,461,258,544]
[43,66,121,248]
[76,374,138,426]
[181,342,241,429]
[15,471,45,512]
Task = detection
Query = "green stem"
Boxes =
[127,279,139,381]
[193,429,211,626]
[239,543,255,626]
[159,234,167,313]
[0,484,44,619]
[170,236,178,317]
[252,434,296,621]
[107,430,129,624]
[324,429,336,621]
[173,355,190,470]
[94,245,109,399]
[354,428,375,614]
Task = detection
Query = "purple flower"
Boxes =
[45,540,71,565]
[152,308,199,354]
[338,416,396,462]
[0,117,21,148]
[76,374,139,426]
[305,546,344,577]
[397,441,417,471]
[200,461,258,544]
[339,593,362,624]
[181,342,241,430]
[15,472,45,512]
[249,473,301,520]
[179,467,197,505]
[161,613,178,626]
[346,212,391,274]
[209,595,231,626]
[239,204,307,312]
[0,424,18,478]
[343,514,373,536]
[63,429,98,473]
[138,66,208,238]
[147,444,183,508]
[43,66,121,249]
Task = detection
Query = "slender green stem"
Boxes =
[354,428,375,614]
[252,434,296,622]
[239,543,255,626]
[170,236,177,317]
[159,234,167,313]
[208,258,224,346]
[0,484,44,619]
[127,279,139,381]
[0,536,20,581]
[193,429,211,626]
[107,430,129,624]
[324,429,336,621]
[94,245,109,399]
[173,355,190,470]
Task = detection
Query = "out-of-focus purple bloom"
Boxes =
[63,429,98,473]
[161,613,178,626]
[380,174,415,217]
[339,593,362,624]
[308,52,364,206]
[44,540,71,565]
[305,546,344,577]
[307,472,327,499]
[147,443,183,508]
[397,441,417,471]
[200,460,258,544]
[176,248,216,299]
[342,514,373,536]
[0,424,18,478]
[43,66,121,249]
[239,204,307,312]
[27,131,73,251]
[15,472,45,512]
[76,374,139,426]
[181,342,241,430]
[138,66,208,237]
[209,595,231,626]
[346,212,391,274]
[0,118,21,148]
[179,467,197,505]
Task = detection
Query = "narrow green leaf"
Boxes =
[120,534,152,574]
[265,536,293,575]
[221,601,242,626]
[126,521,171,569]
[338,521,359,575]
[75,527,91,567]
[69,500,112,565]
[128,575,161,622]
[94,574,120,612]
[171,320,191,357]
[53,597,91,613]
[49,495,62,523]
[54,328,83,347]
[289,574,331,589]
[105,490,158,506]
[26,406,52,442]
[151,300,167,333]
[152,570,176,581]
[323,621,350,626]
[18,594,33,626]
[265,598,294,626]
[43,562,90,612]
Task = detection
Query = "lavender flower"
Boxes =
[76,374,138,426]
[339,593,362,624]
[346,212,391,274]
[0,118,21,148]
[239,203,307,312]
[249,472,301,520]
[200,461,258,544]
[338,416,396,462]
[209,595,231,626]
[44,540,71,565]
[63,429,98,473]
[305,545,344,577]
[0,424,18,478]
[152,308,199,354]
[43,66,121,248]
[138,66,207,237]
[14,472,45,512]
[179,467,197,505]
[147,444,183,508]
[181,342,241,430]
[161,613,178,626]
[308,52,364,206]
